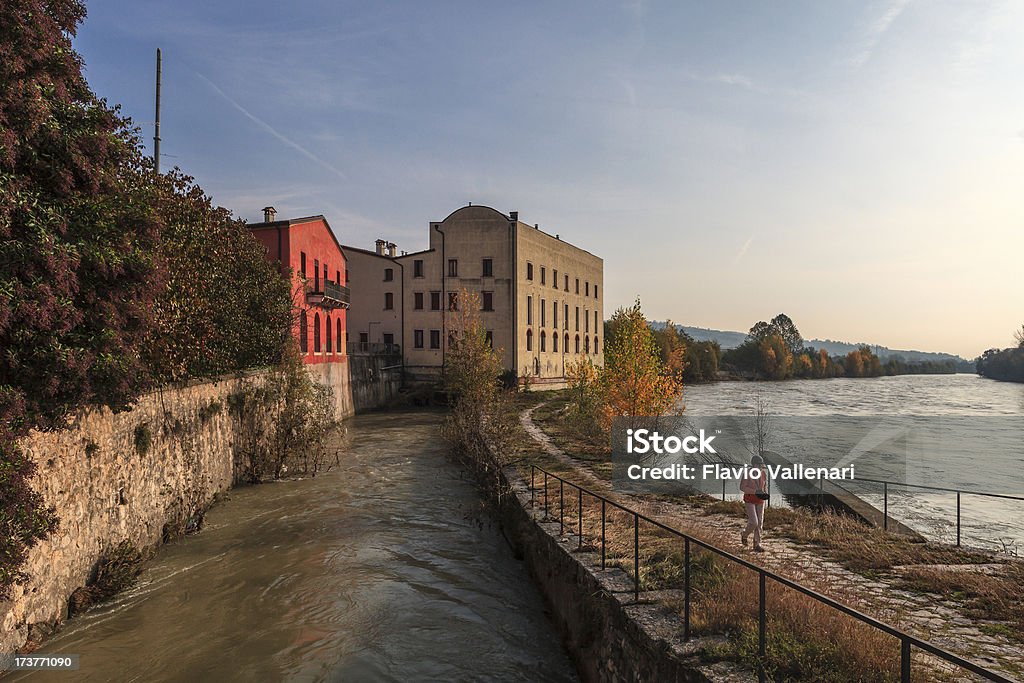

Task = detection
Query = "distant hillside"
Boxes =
[650,322,970,364]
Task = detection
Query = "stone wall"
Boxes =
[0,371,275,654]
[498,469,749,682]
[348,352,402,413]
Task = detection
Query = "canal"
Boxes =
[17,411,576,682]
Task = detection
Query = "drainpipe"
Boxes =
[396,256,405,378]
[434,223,446,375]
[510,218,517,382]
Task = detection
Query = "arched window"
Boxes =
[585,335,590,353]
[564,333,569,352]
[575,334,580,353]
[314,312,322,353]
[526,328,533,351]
[326,314,333,353]
[553,333,558,352]
[594,337,599,355]
[337,319,342,354]
[540,331,546,352]
[299,310,308,352]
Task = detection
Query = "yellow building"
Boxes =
[343,205,604,387]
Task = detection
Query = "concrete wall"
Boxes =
[1,372,277,653]
[348,353,403,413]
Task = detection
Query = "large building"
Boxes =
[343,205,604,386]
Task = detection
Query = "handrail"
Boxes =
[528,464,1013,683]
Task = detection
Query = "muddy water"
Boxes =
[19,411,576,682]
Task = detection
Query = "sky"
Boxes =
[73,1,1024,358]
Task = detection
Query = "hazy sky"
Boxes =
[74,1,1023,357]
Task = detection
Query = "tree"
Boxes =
[770,313,804,356]
[1015,324,1024,349]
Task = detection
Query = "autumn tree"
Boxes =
[1015,324,1024,349]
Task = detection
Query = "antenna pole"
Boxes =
[154,48,162,173]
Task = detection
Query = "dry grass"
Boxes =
[897,562,1024,633]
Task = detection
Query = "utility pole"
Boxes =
[154,48,162,173]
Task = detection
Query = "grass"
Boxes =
[896,563,1024,635]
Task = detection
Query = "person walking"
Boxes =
[740,455,769,552]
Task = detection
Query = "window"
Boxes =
[384,268,393,281]
[575,278,579,294]
[564,304,569,329]
[527,296,533,325]
[482,258,493,277]
[314,312,322,352]
[414,292,424,310]
[485,330,493,348]
[553,333,558,352]
[448,292,458,311]
[585,309,589,333]
[301,252,307,278]
[564,333,569,351]
[575,334,580,353]
[384,292,394,310]
[314,259,320,291]
[594,285,599,299]
[448,259,458,277]
[383,333,394,346]
[430,291,441,310]
[553,301,558,328]
[336,270,341,284]
[414,259,424,278]
[540,299,546,327]
[345,269,350,283]
[564,274,569,291]
[553,269,558,288]
[526,329,533,351]
[299,310,308,352]
[594,337,599,354]
[414,329,424,348]
[585,335,590,353]
[575,306,580,331]
[326,314,332,352]
[359,332,369,344]
[540,331,546,352]
[430,330,441,349]
[540,266,546,285]
[586,281,590,297]
[527,262,534,280]
[323,263,328,287]
[337,319,342,352]
[595,310,598,330]
[482,291,493,311]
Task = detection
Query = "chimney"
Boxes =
[262,206,277,222]
[374,239,386,256]
[386,242,397,257]
[509,211,518,222]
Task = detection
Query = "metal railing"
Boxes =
[528,465,1012,683]
[346,342,401,355]
[853,478,1024,547]
[305,280,350,308]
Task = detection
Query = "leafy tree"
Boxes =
[1015,324,1024,349]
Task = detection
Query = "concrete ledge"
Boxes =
[499,469,753,682]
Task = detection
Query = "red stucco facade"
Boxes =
[249,215,349,365]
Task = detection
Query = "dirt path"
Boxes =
[519,404,1024,681]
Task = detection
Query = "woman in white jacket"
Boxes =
[739,455,768,552]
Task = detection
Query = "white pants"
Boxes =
[745,502,764,546]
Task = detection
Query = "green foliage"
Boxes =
[133,423,152,456]
[977,345,1024,383]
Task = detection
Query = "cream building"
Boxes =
[343,205,604,387]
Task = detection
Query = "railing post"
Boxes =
[559,479,564,535]
[956,491,961,547]
[531,466,535,511]
[901,638,911,683]
[544,472,549,517]
[601,500,606,570]
[883,481,888,531]
[758,571,767,683]
[722,479,726,501]
[634,513,640,602]
[684,537,691,642]
[578,488,583,549]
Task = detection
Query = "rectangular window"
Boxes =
[564,274,569,291]
[323,264,328,286]
[384,292,394,310]
[540,299,546,327]
[540,266,546,285]
[527,295,533,325]
[414,259,424,278]
[553,269,558,288]
[575,278,579,294]
[414,292,424,310]
[594,285,599,299]
[575,306,580,331]
[553,301,558,328]
[485,330,493,348]
[527,262,534,280]
[359,332,368,344]
[430,330,441,349]
[586,281,590,297]
[448,292,458,311]
[448,259,458,277]
[301,252,307,278]
[585,309,589,333]
[482,258,493,277]
[336,270,341,284]
[414,329,424,348]
[384,268,393,281]
[482,291,493,311]
[595,310,598,330]
[430,291,441,310]
[564,303,569,329]
[383,333,394,346]
[314,259,320,290]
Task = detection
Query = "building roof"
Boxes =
[249,214,348,261]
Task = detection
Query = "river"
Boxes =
[15,411,576,682]
[682,374,1024,552]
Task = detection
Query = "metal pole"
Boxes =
[531,466,535,511]
[578,488,583,549]
[722,479,726,501]
[956,491,961,547]
[544,472,548,517]
[559,480,564,535]
[901,638,911,683]
[633,513,640,602]
[758,572,767,683]
[154,48,162,173]
[601,499,606,570]
[684,537,691,641]
[883,481,888,531]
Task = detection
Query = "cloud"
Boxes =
[193,71,348,181]
[849,0,911,68]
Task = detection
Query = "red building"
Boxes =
[249,207,350,365]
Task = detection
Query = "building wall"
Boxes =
[342,248,402,352]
